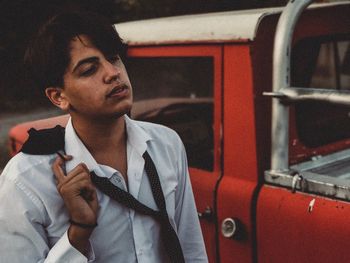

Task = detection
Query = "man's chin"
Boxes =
[108,104,133,119]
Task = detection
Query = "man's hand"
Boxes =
[52,155,99,255]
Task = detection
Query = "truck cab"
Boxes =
[7,1,350,262]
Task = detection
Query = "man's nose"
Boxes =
[103,61,120,84]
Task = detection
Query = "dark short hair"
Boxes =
[24,11,126,91]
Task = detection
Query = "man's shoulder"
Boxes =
[0,152,59,219]
[1,152,55,182]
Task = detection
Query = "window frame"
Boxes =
[127,45,223,174]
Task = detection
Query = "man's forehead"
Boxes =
[69,35,94,51]
[66,35,100,71]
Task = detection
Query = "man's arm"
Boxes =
[0,174,93,263]
[174,143,208,262]
[0,154,98,262]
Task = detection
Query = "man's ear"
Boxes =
[45,87,70,111]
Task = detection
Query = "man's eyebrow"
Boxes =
[72,56,99,72]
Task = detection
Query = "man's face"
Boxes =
[58,34,133,120]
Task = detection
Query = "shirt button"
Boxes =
[137,249,143,255]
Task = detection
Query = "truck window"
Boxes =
[293,38,350,148]
[126,57,214,171]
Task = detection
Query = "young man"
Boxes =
[0,12,207,262]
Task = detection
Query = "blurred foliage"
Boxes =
[0,0,289,112]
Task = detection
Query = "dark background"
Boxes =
[0,0,289,112]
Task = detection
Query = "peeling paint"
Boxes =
[308,198,316,212]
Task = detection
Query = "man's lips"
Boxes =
[106,84,129,98]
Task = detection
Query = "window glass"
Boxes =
[292,38,350,147]
[126,57,214,171]
[310,41,350,90]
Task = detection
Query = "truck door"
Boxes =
[127,45,223,262]
[258,1,350,262]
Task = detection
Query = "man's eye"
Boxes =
[80,65,97,76]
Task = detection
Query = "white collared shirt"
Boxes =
[0,116,207,263]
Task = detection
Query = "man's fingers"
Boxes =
[60,154,73,161]
[90,190,99,213]
[63,170,91,186]
[56,152,73,163]
[52,156,67,183]
[55,163,91,189]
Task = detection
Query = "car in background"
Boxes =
[9,97,213,170]
[7,1,350,262]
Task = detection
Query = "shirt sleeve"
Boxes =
[174,143,208,263]
[0,175,94,263]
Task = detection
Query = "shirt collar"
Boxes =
[64,115,152,179]
[124,115,152,156]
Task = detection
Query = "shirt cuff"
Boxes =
[45,230,95,262]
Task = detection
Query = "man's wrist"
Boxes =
[69,219,98,229]
[68,224,94,256]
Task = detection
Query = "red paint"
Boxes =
[217,44,258,262]
[257,186,350,262]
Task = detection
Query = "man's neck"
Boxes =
[71,115,126,149]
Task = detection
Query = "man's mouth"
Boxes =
[106,84,128,98]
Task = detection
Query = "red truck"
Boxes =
[7,0,350,262]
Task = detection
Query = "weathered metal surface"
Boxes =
[265,148,350,200]
[268,87,350,106]
[115,3,346,45]
[270,0,313,172]
[257,186,350,262]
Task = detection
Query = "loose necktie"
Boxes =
[21,126,185,263]
[91,151,185,263]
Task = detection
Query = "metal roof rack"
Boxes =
[264,0,350,200]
